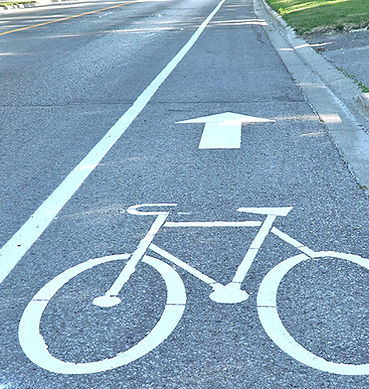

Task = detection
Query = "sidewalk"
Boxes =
[304,29,369,111]
[255,0,369,197]
[259,0,369,118]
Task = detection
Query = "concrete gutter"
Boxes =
[257,0,369,119]
[254,0,369,196]
[358,93,369,112]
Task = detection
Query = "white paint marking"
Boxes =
[0,0,225,284]
[92,295,121,307]
[150,243,220,287]
[258,251,369,375]
[232,215,276,283]
[209,282,249,303]
[127,203,177,215]
[164,221,262,228]
[103,213,168,298]
[177,112,274,149]
[19,255,186,374]
[199,122,241,149]
[237,207,292,216]
[271,227,315,257]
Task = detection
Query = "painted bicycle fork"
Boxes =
[94,204,311,307]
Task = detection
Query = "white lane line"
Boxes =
[0,0,226,285]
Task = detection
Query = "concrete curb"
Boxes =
[0,0,72,13]
[258,0,369,119]
[0,2,34,11]
[357,93,369,111]
[254,0,369,195]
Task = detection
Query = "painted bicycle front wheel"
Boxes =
[258,251,369,375]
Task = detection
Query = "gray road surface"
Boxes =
[1,0,369,387]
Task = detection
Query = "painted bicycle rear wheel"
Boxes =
[19,254,186,374]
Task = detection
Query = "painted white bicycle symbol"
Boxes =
[19,203,369,375]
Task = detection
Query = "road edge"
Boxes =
[257,0,369,121]
[254,0,369,197]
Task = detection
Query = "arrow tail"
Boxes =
[199,123,241,149]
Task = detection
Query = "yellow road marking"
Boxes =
[0,0,135,36]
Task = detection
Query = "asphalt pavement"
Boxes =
[3,0,369,111]
[1,0,369,388]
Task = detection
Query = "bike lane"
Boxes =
[1,0,369,387]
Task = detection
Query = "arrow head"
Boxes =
[176,112,275,125]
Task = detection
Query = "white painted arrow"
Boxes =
[177,112,275,149]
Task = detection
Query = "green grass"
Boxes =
[266,0,369,33]
[0,0,35,6]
